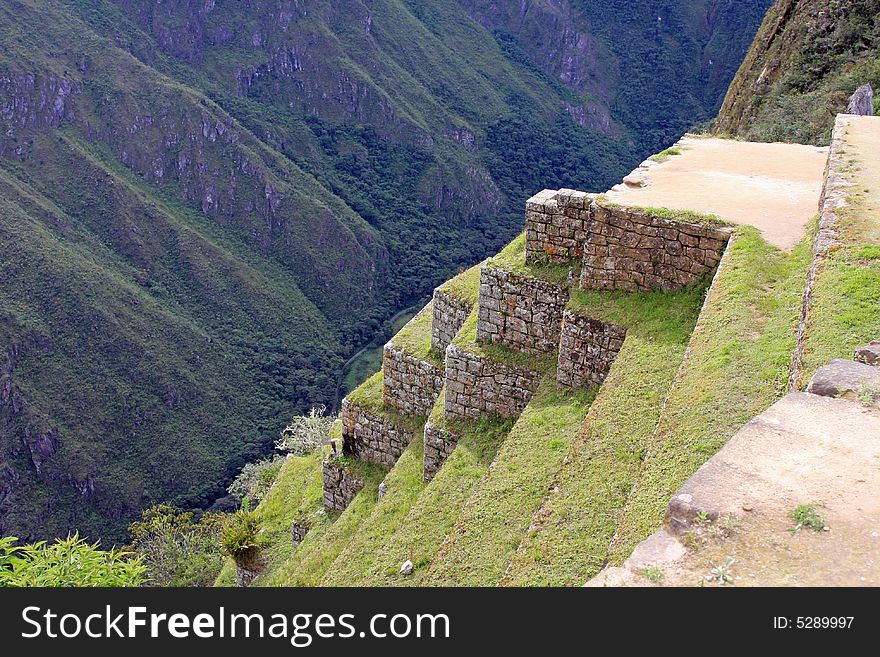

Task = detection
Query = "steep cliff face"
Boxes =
[716,0,880,144]
[0,0,770,542]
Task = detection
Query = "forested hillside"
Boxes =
[0,0,769,543]
[716,0,880,143]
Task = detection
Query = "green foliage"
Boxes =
[0,534,146,587]
[214,452,325,587]
[789,504,826,533]
[650,147,683,162]
[719,0,880,144]
[128,504,225,587]
[220,506,262,563]
[275,406,337,457]
[227,457,286,503]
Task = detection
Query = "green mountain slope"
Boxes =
[0,0,770,542]
[716,0,880,144]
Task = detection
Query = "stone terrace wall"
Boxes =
[431,289,473,352]
[557,310,627,389]
[322,458,365,512]
[476,266,570,355]
[341,398,416,468]
[526,188,595,264]
[423,420,461,482]
[382,344,444,417]
[444,344,542,421]
[580,203,730,293]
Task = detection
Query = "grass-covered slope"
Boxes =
[501,286,706,586]
[716,0,880,144]
[320,436,427,585]
[0,153,347,543]
[214,452,325,587]
[797,120,880,386]
[608,226,813,564]
[354,413,513,586]
[423,381,594,586]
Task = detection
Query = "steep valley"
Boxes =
[0,0,771,543]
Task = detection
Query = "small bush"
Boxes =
[128,504,225,587]
[275,405,336,456]
[789,504,825,533]
[227,456,285,503]
[220,505,263,564]
[0,534,146,587]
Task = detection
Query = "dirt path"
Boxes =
[605,136,828,250]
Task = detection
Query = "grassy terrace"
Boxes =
[501,286,705,586]
[452,309,557,376]
[435,260,484,306]
[321,435,427,585]
[424,380,595,586]
[486,231,576,285]
[387,302,443,368]
[265,451,387,586]
[797,122,880,387]
[607,225,813,565]
[345,370,426,435]
[354,407,513,586]
[214,450,325,586]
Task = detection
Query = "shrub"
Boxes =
[128,504,225,587]
[0,534,146,587]
[220,505,262,564]
[227,455,285,503]
[275,405,336,456]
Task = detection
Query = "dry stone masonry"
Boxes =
[290,521,310,548]
[322,458,364,512]
[580,202,730,293]
[382,344,444,417]
[525,188,595,264]
[431,288,473,352]
[444,344,542,421]
[423,420,461,482]
[557,311,627,389]
[341,398,416,468]
[476,266,570,355]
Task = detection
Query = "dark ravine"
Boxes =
[333,303,427,412]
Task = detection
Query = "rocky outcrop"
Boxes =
[847,84,875,116]
[806,359,880,399]
[854,341,880,367]
[291,521,310,547]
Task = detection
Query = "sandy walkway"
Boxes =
[605,136,828,250]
